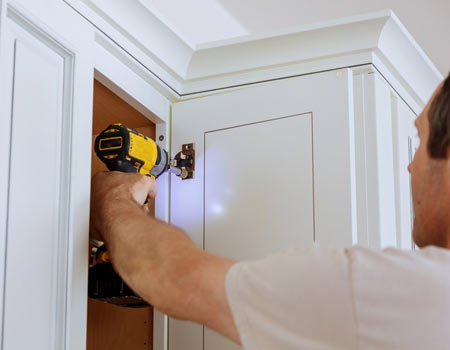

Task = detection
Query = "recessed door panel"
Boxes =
[204,114,314,260]
[204,114,314,349]
[3,19,66,350]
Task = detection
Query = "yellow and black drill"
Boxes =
[89,123,194,307]
[96,123,171,178]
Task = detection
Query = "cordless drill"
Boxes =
[89,123,194,307]
[94,123,172,178]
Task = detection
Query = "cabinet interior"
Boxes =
[87,79,154,350]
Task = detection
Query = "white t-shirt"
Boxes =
[225,245,450,349]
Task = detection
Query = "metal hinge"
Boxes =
[170,143,195,180]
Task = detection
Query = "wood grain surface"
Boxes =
[91,80,155,135]
[87,299,153,350]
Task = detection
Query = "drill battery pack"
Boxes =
[88,263,148,308]
[88,240,148,308]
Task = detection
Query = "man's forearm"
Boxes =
[91,172,240,343]
[100,196,200,316]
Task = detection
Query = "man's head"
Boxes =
[409,73,450,248]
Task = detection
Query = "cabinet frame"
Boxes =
[92,30,172,350]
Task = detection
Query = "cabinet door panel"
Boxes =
[3,26,66,350]
[0,3,94,349]
[204,114,314,260]
[171,69,356,350]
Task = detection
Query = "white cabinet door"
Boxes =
[0,1,93,349]
[170,69,357,350]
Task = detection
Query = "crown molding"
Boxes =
[64,1,442,108]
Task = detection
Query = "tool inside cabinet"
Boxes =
[87,79,154,350]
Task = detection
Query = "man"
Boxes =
[90,73,450,349]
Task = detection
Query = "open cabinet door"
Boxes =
[170,69,357,350]
[0,1,93,349]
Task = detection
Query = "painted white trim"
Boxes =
[63,2,440,108]
[353,73,370,247]
[0,0,5,40]
[94,32,179,104]
[93,38,172,122]
[391,94,416,250]
[184,11,387,80]
[0,0,11,344]
[92,35,172,350]
[93,30,181,101]
[154,120,170,350]
[64,0,188,93]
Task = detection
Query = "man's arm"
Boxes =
[90,172,240,343]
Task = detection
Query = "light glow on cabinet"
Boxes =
[204,114,315,260]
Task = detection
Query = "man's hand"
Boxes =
[90,172,156,240]
[89,172,240,344]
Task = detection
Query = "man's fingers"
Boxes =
[91,171,158,208]
[143,175,157,199]
[130,174,157,205]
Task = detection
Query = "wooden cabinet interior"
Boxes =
[87,79,155,350]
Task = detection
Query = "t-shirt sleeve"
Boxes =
[225,248,358,350]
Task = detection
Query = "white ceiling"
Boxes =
[139,0,449,77]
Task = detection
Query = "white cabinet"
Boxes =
[170,69,357,350]
[0,1,93,349]
[0,2,440,350]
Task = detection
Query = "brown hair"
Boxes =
[428,73,450,158]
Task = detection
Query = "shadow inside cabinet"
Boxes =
[87,79,154,350]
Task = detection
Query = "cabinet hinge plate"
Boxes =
[171,143,195,180]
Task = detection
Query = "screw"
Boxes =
[159,135,164,141]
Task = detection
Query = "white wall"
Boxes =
[141,0,449,77]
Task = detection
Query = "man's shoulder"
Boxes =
[348,246,450,348]
[348,244,450,297]
[347,244,450,269]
